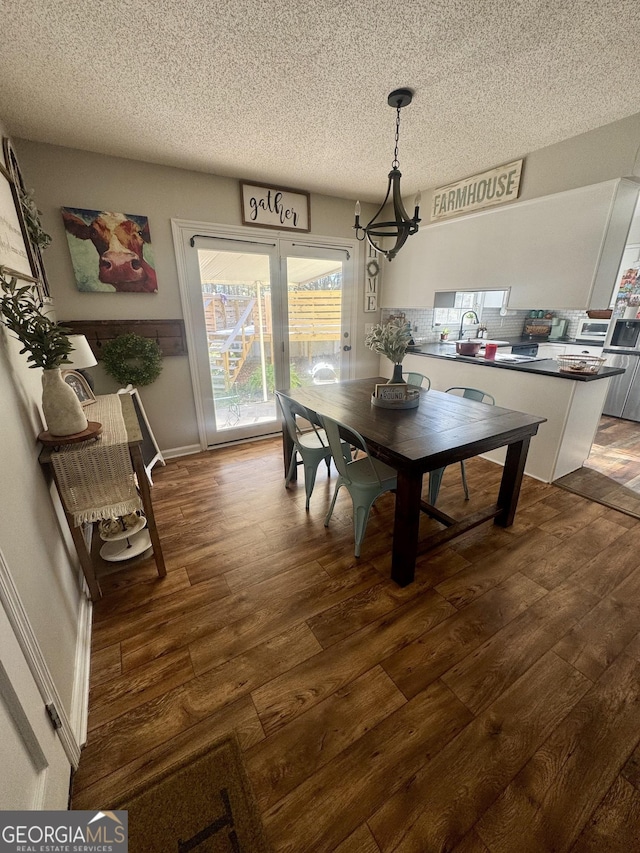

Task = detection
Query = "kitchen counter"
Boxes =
[407,343,623,382]
[412,336,605,349]
[382,345,624,484]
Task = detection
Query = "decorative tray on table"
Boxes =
[556,354,606,374]
[372,383,420,409]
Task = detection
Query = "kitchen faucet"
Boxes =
[459,310,480,340]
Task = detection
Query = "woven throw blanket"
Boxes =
[51,394,142,526]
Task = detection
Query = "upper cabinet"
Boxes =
[382,179,639,310]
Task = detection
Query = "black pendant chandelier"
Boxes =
[354,88,421,262]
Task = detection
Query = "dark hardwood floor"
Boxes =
[71,436,640,852]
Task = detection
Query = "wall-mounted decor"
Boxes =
[364,245,379,312]
[2,138,50,298]
[431,159,523,222]
[240,181,310,232]
[62,319,187,358]
[0,161,33,281]
[61,207,158,293]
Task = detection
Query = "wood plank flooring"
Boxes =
[586,415,640,491]
[71,437,640,851]
[555,416,640,518]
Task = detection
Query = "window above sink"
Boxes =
[433,290,510,334]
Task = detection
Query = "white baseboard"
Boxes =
[70,588,92,748]
[163,432,281,460]
[162,444,202,459]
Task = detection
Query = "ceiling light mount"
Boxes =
[387,88,413,109]
[354,88,421,262]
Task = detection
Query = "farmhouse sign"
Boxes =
[240,181,311,232]
[431,159,523,222]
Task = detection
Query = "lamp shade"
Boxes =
[65,335,97,370]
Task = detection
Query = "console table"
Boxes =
[39,393,166,600]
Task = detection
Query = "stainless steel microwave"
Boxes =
[576,318,611,342]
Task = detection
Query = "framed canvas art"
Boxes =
[61,207,158,293]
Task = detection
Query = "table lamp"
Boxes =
[64,334,98,388]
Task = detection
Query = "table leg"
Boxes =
[68,519,101,600]
[495,436,530,527]
[391,468,423,587]
[131,443,167,577]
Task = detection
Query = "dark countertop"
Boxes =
[420,336,604,348]
[405,343,624,382]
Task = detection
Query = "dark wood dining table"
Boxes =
[282,377,546,586]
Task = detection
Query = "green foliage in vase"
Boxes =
[0,275,72,369]
[364,318,412,363]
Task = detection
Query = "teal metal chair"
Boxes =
[319,414,397,557]
[276,392,350,510]
[428,386,496,504]
[403,372,431,389]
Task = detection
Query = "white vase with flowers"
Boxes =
[0,275,88,436]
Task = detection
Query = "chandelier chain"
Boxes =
[392,105,401,169]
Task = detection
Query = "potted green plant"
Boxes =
[440,327,450,341]
[365,318,413,383]
[0,275,88,436]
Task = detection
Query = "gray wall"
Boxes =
[0,117,84,725]
[15,141,381,453]
[418,112,640,216]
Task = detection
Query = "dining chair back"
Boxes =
[403,372,431,389]
[427,386,496,504]
[319,414,397,557]
[276,392,350,510]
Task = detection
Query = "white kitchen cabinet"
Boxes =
[563,344,611,364]
[382,178,639,311]
[536,343,567,359]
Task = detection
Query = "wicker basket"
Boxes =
[556,354,605,374]
[524,323,551,337]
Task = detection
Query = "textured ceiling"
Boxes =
[1,0,640,202]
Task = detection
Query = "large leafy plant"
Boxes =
[0,275,72,369]
[365,318,412,363]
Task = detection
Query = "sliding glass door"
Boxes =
[176,228,353,447]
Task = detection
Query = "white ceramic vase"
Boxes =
[42,368,88,436]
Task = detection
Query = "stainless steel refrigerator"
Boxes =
[602,352,640,421]
[603,318,640,421]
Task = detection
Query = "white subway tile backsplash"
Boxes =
[381,305,594,342]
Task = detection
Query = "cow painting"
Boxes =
[62,207,158,293]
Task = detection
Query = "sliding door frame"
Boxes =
[172,218,359,450]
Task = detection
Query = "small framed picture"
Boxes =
[62,370,96,406]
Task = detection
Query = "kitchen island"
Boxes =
[387,344,624,482]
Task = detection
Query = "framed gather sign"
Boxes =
[240,180,310,232]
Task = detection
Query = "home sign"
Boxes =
[240,181,311,232]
